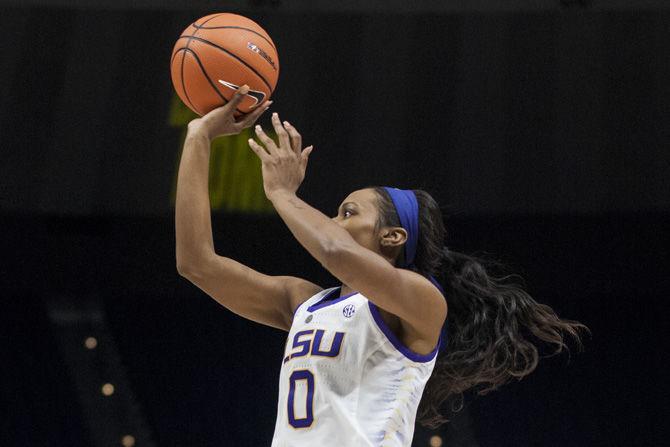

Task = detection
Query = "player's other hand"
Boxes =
[187,85,272,140]
[248,112,314,200]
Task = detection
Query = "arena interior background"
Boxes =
[0,1,666,446]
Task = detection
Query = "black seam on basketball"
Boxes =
[185,13,224,50]
[171,15,227,117]
[180,47,247,115]
[193,13,227,29]
[181,48,225,102]
[191,25,277,53]
[183,36,274,94]
[177,33,277,75]
[178,48,201,116]
[179,16,203,114]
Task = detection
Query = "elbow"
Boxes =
[176,260,194,278]
[176,247,213,278]
[176,261,208,283]
[176,255,206,279]
[175,250,191,276]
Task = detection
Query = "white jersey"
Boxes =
[271,286,441,447]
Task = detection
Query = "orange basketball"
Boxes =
[170,13,279,116]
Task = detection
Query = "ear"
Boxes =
[380,227,408,248]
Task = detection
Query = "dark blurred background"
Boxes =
[0,1,667,446]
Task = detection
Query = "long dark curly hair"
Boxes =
[371,186,591,429]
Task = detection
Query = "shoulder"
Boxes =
[285,278,324,318]
[384,269,447,346]
[397,268,448,313]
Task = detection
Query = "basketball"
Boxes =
[170,13,279,116]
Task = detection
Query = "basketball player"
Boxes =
[175,86,589,446]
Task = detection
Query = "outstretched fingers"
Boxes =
[271,112,291,151]
[248,138,270,161]
[300,145,314,168]
[254,124,279,154]
[237,100,273,129]
[282,121,302,156]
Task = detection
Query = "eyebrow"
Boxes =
[338,201,359,212]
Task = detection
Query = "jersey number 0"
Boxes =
[287,369,315,428]
[284,329,346,428]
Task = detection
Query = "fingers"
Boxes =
[225,84,250,111]
[200,85,250,123]
[254,124,279,154]
[248,138,270,162]
[249,112,309,162]
[271,112,291,151]
[237,100,273,129]
[282,121,302,156]
[301,146,314,167]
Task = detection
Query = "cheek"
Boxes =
[346,219,377,247]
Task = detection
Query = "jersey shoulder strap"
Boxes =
[291,286,338,317]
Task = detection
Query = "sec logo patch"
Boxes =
[343,304,356,318]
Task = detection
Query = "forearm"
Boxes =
[268,190,356,267]
[175,125,216,268]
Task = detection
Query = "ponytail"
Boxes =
[371,186,591,428]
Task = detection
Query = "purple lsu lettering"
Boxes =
[283,329,345,364]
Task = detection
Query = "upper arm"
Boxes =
[178,254,322,332]
[324,243,447,339]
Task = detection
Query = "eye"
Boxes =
[343,209,353,218]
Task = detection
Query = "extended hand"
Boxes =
[248,112,314,199]
[188,85,272,140]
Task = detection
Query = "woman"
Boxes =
[175,86,589,446]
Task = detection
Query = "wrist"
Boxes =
[267,189,297,203]
[187,120,213,141]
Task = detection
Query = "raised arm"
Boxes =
[175,88,321,331]
[248,114,446,343]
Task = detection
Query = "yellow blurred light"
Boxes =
[169,93,275,214]
[84,337,98,349]
[121,435,136,447]
[101,383,115,396]
[429,435,443,447]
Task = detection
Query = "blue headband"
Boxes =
[382,187,419,268]
[382,186,444,293]
[382,186,449,352]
